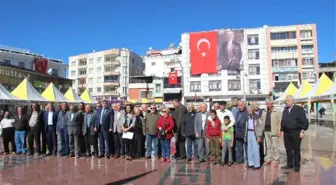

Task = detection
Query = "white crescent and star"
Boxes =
[196,38,211,58]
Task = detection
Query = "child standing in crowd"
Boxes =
[221,116,234,166]
[206,110,222,165]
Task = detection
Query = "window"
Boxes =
[97,67,102,73]
[123,66,128,73]
[248,49,259,60]
[104,75,119,82]
[89,58,93,64]
[302,58,314,66]
[209,80,221,91]
[271,46,297,53]
[190,81,201,92]
[151,62,156,66]
[279,74,285,81]
[227,71,238,76]
[79,60,87,66]
[293,73,299,80]
[88,88,93,93]
[4,59,10,64]
[287,74,293,81]
[18,62,25,68]
[71,61,76,66]
[123,76,127,84]
[89,68,93,74]
[132,58,135,64]
[155,84,161,93]
[79,69,86,76]
[302,45,314,52]
[301,30,312,38]
[270,31,296,40]
[88,78,93,84]
[272,59,297,67]
[123,56,127,64]
[140,91,153,98]
[247,35,259,45]
[71,70,76,76]
[249,79,261,90]
[249,64,260,75]
[96,87,101,93]
[97,57,102,63]
[96,77,102,83]
[51,69,58,76]
[105,87,117,93]
[228,80,241,91]
[302,72,308,80]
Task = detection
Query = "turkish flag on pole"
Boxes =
[168,71,178,85]
[190,31,217,75]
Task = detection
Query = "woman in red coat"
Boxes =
[157,107,175,162]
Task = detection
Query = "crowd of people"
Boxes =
[0,95,308,173]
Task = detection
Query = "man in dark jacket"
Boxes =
[83,104,98,157]
[57,102,69,156]
[181,103,198,162]
[43,103,58,156]
[27,103,44,156]
[235,100,248,164]
[14,106,29,155]
[281,95,309,173]
[68,103,84,158]
[172,99,187,160]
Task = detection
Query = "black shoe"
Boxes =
[68,154,75,158]
[197,159,206,164]
[253,167,261,170]
[220,162,225,166]
[98,154,104,158]
[53,153,57,156]
[106,155,110,159]
[281,165,294,169]
[46,153,52,156]
[248,166,254,168]
[60,153,66,157]
[36,153,41,156]
[86,154,92,157]
[294,168,300,173]
[185,158,191,162]
[26,153,33,156]
[228,161,233,166]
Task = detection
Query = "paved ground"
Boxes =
[0,122,335,185]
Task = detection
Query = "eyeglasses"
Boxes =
[162,111,167,113]
[150,108,156,110]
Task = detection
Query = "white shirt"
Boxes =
[0,118,15,129]
[48,112,53,125]
[29,111,38,127]
[248,116,254,130]
[71,113,74,121]
[201,112,207,130]
[216,109,235,127]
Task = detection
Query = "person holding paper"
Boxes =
[122,104,135,160]
[157,107,175,163]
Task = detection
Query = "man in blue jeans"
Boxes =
[14,107,29,155]
[57,102,69,156]
[181,103,198,161]
[143,105,160,159]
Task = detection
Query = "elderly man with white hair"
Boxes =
[280,95,308,173]
[181,103,198,162]
[234,100,248,164]
[260,98,282,167]
[195,103,210,163]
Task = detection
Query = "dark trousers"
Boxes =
[113,132,124,156]
[133,131,144,157]
[84,133,98,155]
[2,127,15,153]
[46,126,57,154]
[235,138,244,163]
[59,127,69,155]
[175,130,186,158]
[28,127,41,154]
[69,132,81,155]
[99,130,110,156]
[108,132,114,155]
[284,130,302,169]
[41,127,47,154]
[124,138,134,156]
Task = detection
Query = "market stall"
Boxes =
[41,83,70,103]
[64,87,84,103]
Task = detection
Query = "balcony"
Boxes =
[103,80,120,86]
[104,91,119,96]
[78,59,87,68]
[105,60,120,66]
[272,66,298,73]
[104,70,119,75]
[78,72,87,78]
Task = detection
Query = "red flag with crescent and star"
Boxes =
[190,31,217,75]
[168,71,178,85]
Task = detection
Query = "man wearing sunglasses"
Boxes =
[143,105,160,159]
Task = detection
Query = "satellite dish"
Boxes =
[47,68,52,75]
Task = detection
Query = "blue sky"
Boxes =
[1,0,335,63]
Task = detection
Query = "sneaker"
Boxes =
[161,158,166,162]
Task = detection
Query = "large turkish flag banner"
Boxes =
[190,31,217,75]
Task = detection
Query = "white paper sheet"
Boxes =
[122,132,134,139]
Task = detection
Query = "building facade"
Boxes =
[0,46,68,78]
[180,24,318,103]
[127,76,163,104]
[68,48,144,101]
[267,24,318,97]
[144,44,182,102]
[319,61,336,82]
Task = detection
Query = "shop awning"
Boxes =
[64,88,84,103]
[80,89,95,104]
[41,83,70,102]
[11,78,47,102]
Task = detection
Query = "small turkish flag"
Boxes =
[168,71,178,85]
[190,31,217,75]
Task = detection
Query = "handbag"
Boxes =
[159,118,167,140]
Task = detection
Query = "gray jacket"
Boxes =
[244,113,263,142]
[194,111,210,137]
[113,110,125,133]
[82,112,96,136]
[57,110,68,132]
[67,110,84,134]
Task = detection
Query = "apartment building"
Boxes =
[181,27,270,103]
[68,48,144,101]
[0,46,68,78]
[267,24,318,97]
[144,44,182,102]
